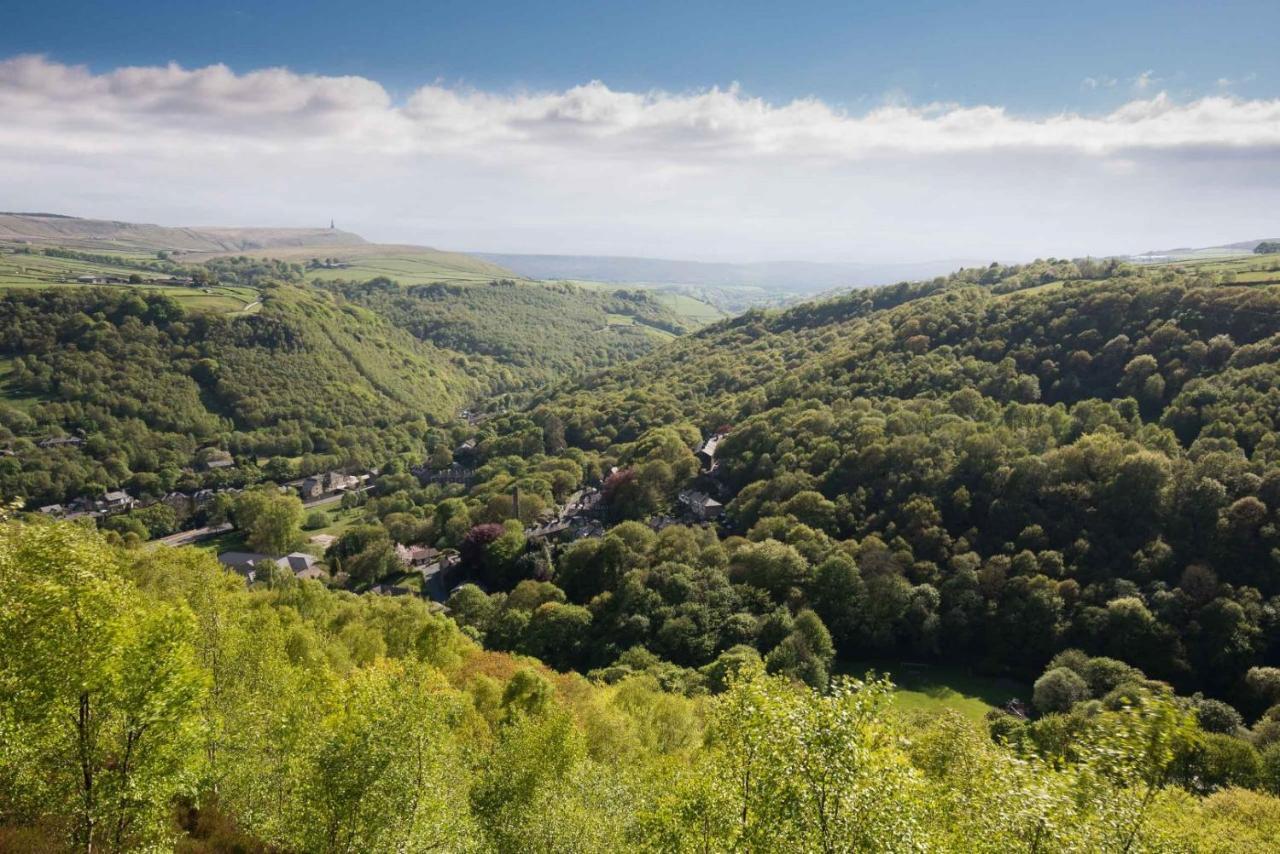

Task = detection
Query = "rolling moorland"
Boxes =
[5,226,1280,849]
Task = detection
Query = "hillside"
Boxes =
[0,211,365,253]
[6,518,1278,852]
[324,278,693,389]
[0,264,694,505]
[194,241,523,286]
[370,256,1280,717]
[0,212,521,286]
[0,283,483,504]
[1132,237,1280,261]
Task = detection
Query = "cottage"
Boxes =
[562,487,605,521]
[38,504,65,517]
[328,472,359,492]
[696,431,727,471]
[454,438,477,459]
[395,543,439,567]
[203,457,235,471]
[298,477,325,499]
[678,490,723,522]
[369,583,412,597]
[421,554,463,602]
[525,519,571,542]
[102,490,136,512]
[573,519,606,540]
[192,489,216,507]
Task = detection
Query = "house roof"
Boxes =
[396,544,439,563]
[104,490,130,502]
[277,552,320,573]
[370,584,412,596]
[218,551,269,569]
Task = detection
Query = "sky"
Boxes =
[1,0,1279,263]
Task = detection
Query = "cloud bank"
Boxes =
[2,55,1278,262]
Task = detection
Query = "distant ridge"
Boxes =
[1133,237,1280,258]
[477,252,981,295]
[0,212,366,253]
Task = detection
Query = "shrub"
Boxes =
[1033,667,1090,714]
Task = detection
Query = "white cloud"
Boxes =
[1218,72,1259,88]
[1133,70,1158,91]
[1,55,1278,263]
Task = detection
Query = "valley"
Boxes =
[4,216,1280,851]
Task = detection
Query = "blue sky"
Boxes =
[1,1,1278,262]
[6,0,1275,112]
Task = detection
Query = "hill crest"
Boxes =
[0,212,366,253]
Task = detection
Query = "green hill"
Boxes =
[194,242,522,286]
[419,257,1280,711]
[0,211,365,253]
[0,268,694,505]
[325,278,694,389]
[0,283,482,504]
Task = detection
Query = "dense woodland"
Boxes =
[447,259,1280,701]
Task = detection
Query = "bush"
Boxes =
[1177,733,1262,793]
[303,510,330,530]
[1032,667,1090,714]
[1188,694,1245,734]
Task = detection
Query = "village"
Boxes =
[29,426,734,610]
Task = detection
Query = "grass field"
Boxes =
[838,659,1027,722]
[193,243,522,286]
[602,313,679,340]
[1000,280,1064,299]
[1145,252,1280,282]
[0,356,42,411]
[304,505,367,540]
[568,279,727,327]
[652,291,727,325]
[0,247,260,313]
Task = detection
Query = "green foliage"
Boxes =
[0,522,206,850]
[0,284,475,504]
[1034,667,1092,714]
[1,520,1279,849]
[456,263,1280,707]
[232,488,303,555]
[324,278,692,392]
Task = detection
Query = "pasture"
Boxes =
[839,659,1027,722]
[193,243,521,286]
[0,248,259,313]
